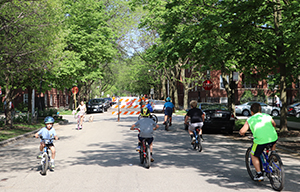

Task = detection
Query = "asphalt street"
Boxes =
[0,111,299,192]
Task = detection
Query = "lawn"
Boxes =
[0,122,44,142]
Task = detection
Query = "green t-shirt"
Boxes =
[247,113,278,144]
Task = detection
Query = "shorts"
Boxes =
[40,141,54,148]
[164,107,173,117]
[188,122,203,132]
[251,140,277,157]
[138,136,154,145]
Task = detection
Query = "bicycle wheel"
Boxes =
[145,145,151,169]
[40,154,48,175]
[197,136,202,152]
[245,147,261,180]
[139,145,144,164]
[151,114,158,123]
[268,153,284,191]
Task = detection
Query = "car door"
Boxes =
[260,103,270,114]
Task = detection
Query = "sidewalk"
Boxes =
[273,119,300,131]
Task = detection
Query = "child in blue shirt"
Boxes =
[163,97,175,126]
[35,116,58,169]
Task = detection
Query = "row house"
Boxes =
[177,69,300,108]
[13,88,71,111]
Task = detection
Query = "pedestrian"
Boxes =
[274,95,282,107]
[75,100,87,129]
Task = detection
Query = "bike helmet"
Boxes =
[140,108,150,117]
[166,97,171,102]
[44,116,55,124]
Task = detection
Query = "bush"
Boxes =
[38,108,58,117]
[14,113,28,123]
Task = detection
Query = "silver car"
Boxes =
[235,101,280,116]
[152,100,165,113]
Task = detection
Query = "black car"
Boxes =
[288,102,300,118]
[185,103,235,134]
[103,97,113,106]
[87,98,105,114]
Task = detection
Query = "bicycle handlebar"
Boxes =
[130,128,141,132]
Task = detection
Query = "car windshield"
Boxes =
[89,99,104,104]
[154,100,165,105]
[202,104,228,110]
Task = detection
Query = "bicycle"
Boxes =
[138,113,158,123]
[38,137,53,175]
[191,126,202,152]
[245,142,284,191]
[73,110,85,130]
[131,128,151,169]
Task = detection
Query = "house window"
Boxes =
[220,75,229,89]
[44,93,48,107]
[23,94,28,104]
[50,94,53,106]
[243,75,252,89]
[207,70,210,79]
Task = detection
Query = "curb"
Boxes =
[0,129,38,147]
[0,122,62,148]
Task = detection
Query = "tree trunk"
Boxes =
[279,62,288,132]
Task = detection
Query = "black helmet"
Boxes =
[141,108,150,117]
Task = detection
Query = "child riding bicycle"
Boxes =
[239,103,278,181]
[35,116,58,169]
[163,97,174,126]
[184,100,205,143]
[131,108,159,162]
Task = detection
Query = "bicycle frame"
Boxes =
[249,148,282,177]
[193,129,200,144]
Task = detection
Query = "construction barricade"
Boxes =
[111,97,145,121]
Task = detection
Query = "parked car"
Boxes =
[185,103,235,134]
[288,102,300,118]
[102,99,111,111]
[235,101,280,116]
[86,98,105,114]
[103,97,113,106]
[152,100,165,113]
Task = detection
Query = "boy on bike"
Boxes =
[131,108,159,162]
[35,116,58,169]
[239,103,278,181]
[184,100,205,143]
[163,97,174,126]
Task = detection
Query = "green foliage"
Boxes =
[38,108,58,117]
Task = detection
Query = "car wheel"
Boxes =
[242,110,250,116]
[296,113,300,118]
[271,110,279,117]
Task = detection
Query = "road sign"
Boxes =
[72,86,79,94]
[203,80,213,90]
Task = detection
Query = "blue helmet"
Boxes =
[44,116,55,124]
[166,97,171,102]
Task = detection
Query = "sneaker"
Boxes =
[37,152,43,159]
[136,146,141,151]
[254,172,264,181]
[151,156,154,162]
[191,137,196,144]
[50,162,55,169]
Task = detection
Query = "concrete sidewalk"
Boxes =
[273,119,300,130]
